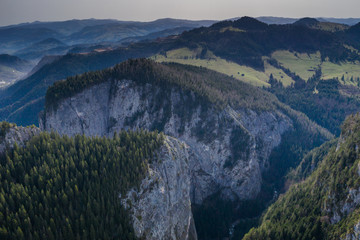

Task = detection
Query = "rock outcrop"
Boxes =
[344,221,360,240]
[122,136,196,240]
[0,123,40,153]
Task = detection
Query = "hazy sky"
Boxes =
[1,0,360,26]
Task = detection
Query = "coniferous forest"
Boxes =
[0,130,163,240]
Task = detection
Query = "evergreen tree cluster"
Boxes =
[0,122,13,138]
[270,75,360,135]
[0,130,163,240]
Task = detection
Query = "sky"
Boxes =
[1,0,360,26]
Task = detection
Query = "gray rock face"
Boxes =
[0,125,40,154]
[122,136,196,240]
[329,130,360,226]
[327,187,360,224]
[41,79,293,205]
[41,78,302,239]
[344,220,360,240]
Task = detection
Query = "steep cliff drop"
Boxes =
[122,136,197,240]
[41,59,332,239]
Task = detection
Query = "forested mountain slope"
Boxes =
[153,17,360,135]
[244,114,360,240]
[0,54,34,88]
[0,123,196,240]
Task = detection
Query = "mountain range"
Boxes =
[256,16,360,25]
[1,17,360,131]
[1,16,360,240]
[0,18,215,55]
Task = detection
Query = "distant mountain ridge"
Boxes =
[64,18,215,45]
[0,54,33,87]
[2,16,360,127]
[0,18,216,55]
[14,38,68,60]
[256,16,360,25]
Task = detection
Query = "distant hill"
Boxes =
[256,16,298,24]
[0,41,168,125]
[118,26,194,44]
[0,19,120,33]
[0,19,120,35]
[0,54,33,87]
[177,17,357,70]
[257,16,360,26]
[0,18,216,57]
[319,17,360,26]
[343,22,360,49]
[293,17,320,26]
[14,38,68,60]
[65,18,215,45]
[0,54,29,70]
[0,27,62,53]
[293,17,349,32]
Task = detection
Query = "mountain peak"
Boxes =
[0,54,28,66]
[293,17,320,26]
[233,16,268,30]
[347,21,360,33]
[37,37,65,45]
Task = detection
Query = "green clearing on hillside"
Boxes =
[263,59,294,87]
[152,48,294,87]
[153,48,360,89]
[271,50,360,85]
[271,50,321,81]
[321,60,360,85]
[152,48,268,87]
[219,26,246,33]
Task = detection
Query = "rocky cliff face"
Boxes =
[122,136,196,240]
[41,78,294,204]
[344,221,360,240]
[0,123,40,153]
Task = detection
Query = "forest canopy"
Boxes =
[0,129,163,240]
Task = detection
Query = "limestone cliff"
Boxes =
[41,79,295,204]
[41,71,332,205]
[122,136,196,240]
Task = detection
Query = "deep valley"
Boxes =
[1,14,360,240]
